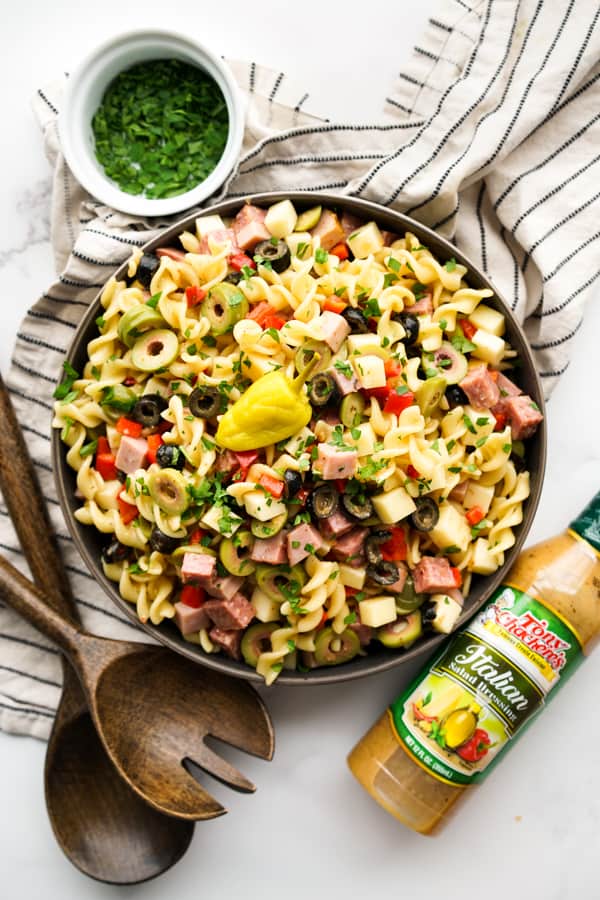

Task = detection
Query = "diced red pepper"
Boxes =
[461,319,477,340]
[466,506,485,526]
[180,584,206,608]
[330,242,349,261]
[97,436,111,455]
[323,296,347,315]
[258,473,285,499]
[263,313,286,330]
[188,527,208,545]
[450,566,463,588]
[118,496,138,525]
[494,412,507,431]
[123,376,136,387]
[384,359,403,379]
[295,487,311,507]
[363,385,391,401]
[228,252,256,272]
[116,417,143,438]
[233,450,259,479]
[407,464,421,480]
[96,452,118,481]
[318,609,329,628]
[344,586,359,597]
[335,479,348,493]
[185,285,207,308]
[380,526,408,562]
[383,389,414,416]
[247,302,277,326]
[157,419,173,434]
[146,433,164,465]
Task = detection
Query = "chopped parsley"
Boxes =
[315,248,329,264]
[146,292,162,309]
[444,257,457,272]
[334,359,353,379]
[53,360,80,401]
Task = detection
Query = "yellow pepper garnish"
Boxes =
[216,355,320,451]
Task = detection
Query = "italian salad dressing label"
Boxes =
[389,586,583,785]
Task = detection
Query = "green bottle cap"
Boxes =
[570,491,600,554]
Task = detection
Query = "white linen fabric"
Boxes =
[1,0,599,739]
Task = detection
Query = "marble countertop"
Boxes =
[1,3,599,898]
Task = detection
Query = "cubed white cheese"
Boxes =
[243,491,287,522]
[358,595,397,628]
[372,486,416,524]
[338,564,366,590]
[430,593,462,634]
[251,587,281,623]
[468,304,505,337]
[265,199,298,238]
[429,502,471,553]
[346,333,387,358]
[201,504,243,536]
[284,427,316,457]
[471,538,499,575]
[353,355,386,389]
[346,422,377,457]
[471,329,506,367]
[463,482,495,515]
[463,404,496,439]
[347,221,384,259]
[286,232,313,259]
[195,215,226,237]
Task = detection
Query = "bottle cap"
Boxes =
[570,491,600,554]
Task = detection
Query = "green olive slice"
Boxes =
[219,530,256,576]
[147,468,188,515]
[118,306,166,348]
[415,374,447,416]
[131,329,179,372]
[200,283,249,335]
[313,627,360,666]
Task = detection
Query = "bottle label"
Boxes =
[389,585,583,786]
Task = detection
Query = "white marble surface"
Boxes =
[1,2,600,898]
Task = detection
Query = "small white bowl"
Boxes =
[59,29,245,217]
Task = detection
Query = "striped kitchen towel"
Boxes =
[1,0,599,738]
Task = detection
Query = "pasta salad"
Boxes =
[53,199,542,684]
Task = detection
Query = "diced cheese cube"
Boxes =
[429,502,471,553]
[347,221,384,259]
[358,595,397,628]
[201,504,243,536]
[338,564,366,590]
[471,329,506,366]
[286,231,312,258]
[468,304,505,337]
[244,355,282,381]
[346,333,387,358]
[243,491,287,522]
[353,355,386,390]
[372,486,416,524]
[471,538,499,575]
[463,405,496,439]
[463,482,495,515]
[251,587,281,622]
[346,422,377,457]
[284,427,316,457]
[265,199,298,238]
[430,594,463,634]
[195,215,226,237]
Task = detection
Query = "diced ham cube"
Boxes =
[330,527,368,563]
[287,524,325,565]
[349,622,373,646]
[327,365,359,396]
[340,211,363,239]
[495,372,522,398]
[413,556,458,593]
[199,228,238,254]
[459,364,500,410]
[316,311,350,352]
[504,395,543,440]
[115,435,148,475]
[315,443,358,480]
[381,230,400,246]
[319,510,356,539]
[310,209,345,251]
[449,480,470,503]
[389,563,408,594]
[204,574,244,601]
[173,601,211,635]
[209,627,242,660]
[204,593,255,630]
[180,553,217,585]
[214,449,240,477]
[156,247,186,261]
[232,204,270,251]
[250,533,288,565]
[407,294,433,315]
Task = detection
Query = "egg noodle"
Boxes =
[53,200,537,684]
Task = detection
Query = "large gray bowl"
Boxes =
[51,192,546,685]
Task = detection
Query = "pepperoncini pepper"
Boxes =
[216,355,320,451]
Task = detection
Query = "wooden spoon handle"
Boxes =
[0,552,82,657]
[0,374,79,623]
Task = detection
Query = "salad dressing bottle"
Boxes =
[348,491,600,834]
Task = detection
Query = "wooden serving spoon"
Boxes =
[0,378,274,871]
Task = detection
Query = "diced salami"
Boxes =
[114,435,148,475]
[459,365,500,410]
[310,209,345,251]
[214,449,239,477]
[504,395,543,440]
[449,479,470,503]
[173,601,211,635]
[495,371,522,398]
[319,510,356,539]
[250,533,288,565]
[209,627,242,660]
[406,294,433,315]
[330,527,368,562]
[349,622,373,646]
[287,523,325,565]
[232,204,270,251]
[413,556,458,593]
[388,563,408,594]
[315,443,358,480]
[316,311,350,352]
[340,211,363,239]
[180,552,217,585]
[204,574,244,601]
[381,230,400,247]
[155,247,186,261]
[204,593,255,630]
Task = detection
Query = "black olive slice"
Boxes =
[188,385,222,418]
[367,560,400,585]
[341,307,369,334]
[445,384,469,408]
[342,492,374,521]
[149,527,180,554]
[156,444,185,471]
[135,253,160,288]
[284,469,303,499]
[410,497,440,532]
[364,530,392,565]
[307,373,339,407]
[131,393,168,427]
[310,484,339,519]
[391,312,419,346]
[101,539,130,565]
[254,239,291,273]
